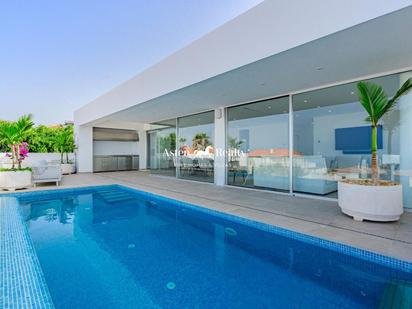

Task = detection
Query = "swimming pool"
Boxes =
[4,185,412,308]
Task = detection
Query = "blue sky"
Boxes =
[0,0,261,125]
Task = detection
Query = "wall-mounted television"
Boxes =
[335,125,382,154]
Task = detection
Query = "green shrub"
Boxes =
[0,119,75,155]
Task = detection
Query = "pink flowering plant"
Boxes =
[5,142,29,169]
[0,115,34,170]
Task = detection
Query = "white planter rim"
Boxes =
[61,163,75,175]
[0,170,32,191]
[338,181,403,222]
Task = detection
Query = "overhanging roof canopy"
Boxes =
[74,1,412,126]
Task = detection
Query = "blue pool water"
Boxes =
[14,185,412,308]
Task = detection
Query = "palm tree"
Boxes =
[357,78,412,183]
[0,114,34,168]
[192,133,211,151]
[64,125,76,163]
[54,125,75,163]
[228,136,244,150]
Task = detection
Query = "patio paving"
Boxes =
[6,170,412,262]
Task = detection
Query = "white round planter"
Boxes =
[338,181,403,222]
[61,163,75,175]
[0,170,32,191]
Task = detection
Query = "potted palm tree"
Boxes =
[338,78,412,221]
[54,125,76,174]
[0,115,34,190]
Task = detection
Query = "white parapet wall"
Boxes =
[0,153,75,168]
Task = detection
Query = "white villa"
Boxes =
[74,0,412,209]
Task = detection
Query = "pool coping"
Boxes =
[2,184,412,308]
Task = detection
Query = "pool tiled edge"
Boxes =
[0,197,54,309]
[117,184,412,273]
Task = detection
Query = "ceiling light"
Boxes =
[304,100,308,103]
[267,106,272,109]
[328,110,332,113]
[350,91,355,95]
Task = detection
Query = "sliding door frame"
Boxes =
[223,66,412,201]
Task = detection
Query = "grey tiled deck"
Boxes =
[5,170,412,262]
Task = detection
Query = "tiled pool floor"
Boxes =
[0,197,54,309]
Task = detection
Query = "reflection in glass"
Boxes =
[292,71,412,208]
[177,111,214,183]
[148,119,176,177]
[226,96,289,192]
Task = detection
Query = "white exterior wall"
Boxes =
[75,125,93,173]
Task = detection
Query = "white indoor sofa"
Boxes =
[252,155,338,195]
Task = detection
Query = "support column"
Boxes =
[75,125,93,173]
[138,129,147,169]
[399,71,412,209]
[214,107,226,186]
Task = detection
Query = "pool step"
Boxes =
[379,280,412,309]
[98,191,134,203]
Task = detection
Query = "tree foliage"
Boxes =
[357,78,412,182]
[0,114,34,147]
[0,117,75,156]
[54,125,75,163]
[0,114,34,168]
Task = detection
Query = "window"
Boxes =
[148,119,176,177]
[177,111,215,183]
[292,71,412,208]
[226,96,289,192]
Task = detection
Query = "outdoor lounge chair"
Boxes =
[32,160,62,186]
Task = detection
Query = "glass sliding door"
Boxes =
[226,96,289,192]
[292,71,412,208]
[177,111,214,183]
[148,119,176,177]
